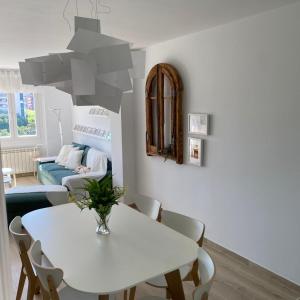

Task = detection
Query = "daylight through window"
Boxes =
[15,93,37,136]
[0,92,10,137]
[0,91,37,140]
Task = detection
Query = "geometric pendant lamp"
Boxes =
[19,16,145,113]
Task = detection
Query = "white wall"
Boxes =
[72,106,111,155]
[132,3,300,284]
[38,86,73,156]
[72,102,126,187]
[121,92,138,198]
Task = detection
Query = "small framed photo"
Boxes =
[188,113,209,135]
[188,137,203,166]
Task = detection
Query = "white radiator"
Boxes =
[0,147,41,174]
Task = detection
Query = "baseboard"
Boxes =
[16,172,34,177]
[203,238,300,291]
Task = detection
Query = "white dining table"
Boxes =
[22,203,198,300]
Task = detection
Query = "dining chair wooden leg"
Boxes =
[201,293,208,300]
[191,260,200,286]
[164,269,185,300]
[35,279,41,295]
[27,280,37,300]
[19,241,37,300]
[129,286,136,300]
[16,267,26,300]
[99,295,109,300]
[124,289,128,300]
[40,285,50,300]
[166,289,171,299]
[42,292,51,300]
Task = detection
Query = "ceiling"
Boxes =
[0,0,299,68]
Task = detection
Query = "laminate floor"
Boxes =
[7,176,300,300]
[4,174,39,192]
[9,238,300,300]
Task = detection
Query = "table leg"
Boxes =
[164,269,185,300]
[99,295,109,300]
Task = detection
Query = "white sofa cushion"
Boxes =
[55,145,75,165]
[62,172,106,192]
[86,148,107,173]
[65,150,83,169]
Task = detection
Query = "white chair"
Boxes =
[145,210,205,296]
[128,194,161,220]
[142,248,216,300]
[124,195,162,300]
[29,240,98,300]
[9,216,38,300]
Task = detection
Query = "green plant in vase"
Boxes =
[71,173,125,235]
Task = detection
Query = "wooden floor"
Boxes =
[15,175,39,186]
[8,176,300,300]
[4,174,39,192]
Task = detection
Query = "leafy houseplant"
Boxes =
[72,174,125,235]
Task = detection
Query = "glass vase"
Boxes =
[96,213,111,235]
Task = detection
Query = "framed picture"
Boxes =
[188,137,203,166]
[188,113,209,135]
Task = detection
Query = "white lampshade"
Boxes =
[25,55,49,63]
[89,43,132,74]
[19,17,144,113]
[53,80,73,94]
[75,16,100,33]
[71,58,96,95]
[24,54,72,84]
[97,70,132,91]
[75,79,122,113]
[129,50,146,79]
[42,56,71,84]
[19,61,43,85]
[67,29,127,54]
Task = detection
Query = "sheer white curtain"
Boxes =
[0,69,23,300]
[0,149,12,300]
[0,68,35,92]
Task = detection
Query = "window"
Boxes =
[0,91,39,142]
[15,93,37,136]
[0,92,10,137]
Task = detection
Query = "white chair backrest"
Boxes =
[9,216,31,251]
[29,240,64,292]
[193,248,216,300]
[134,195,161,220]
[161,210,205,242]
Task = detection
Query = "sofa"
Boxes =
[37,143,112,191]
[5,185,68,224]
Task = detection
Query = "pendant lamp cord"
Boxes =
[63,0,111,31]
[63,0,72,31]
[95,0,98,19]
[89,0,95,18]
[75,0,79,16]
[96,0,111,18]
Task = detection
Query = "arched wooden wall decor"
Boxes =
[145,63,183,164]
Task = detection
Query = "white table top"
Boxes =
[22,203,198,295]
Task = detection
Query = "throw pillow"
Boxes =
[65,150,84,170]
[55,145,74,165]
[86,148,107,173]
